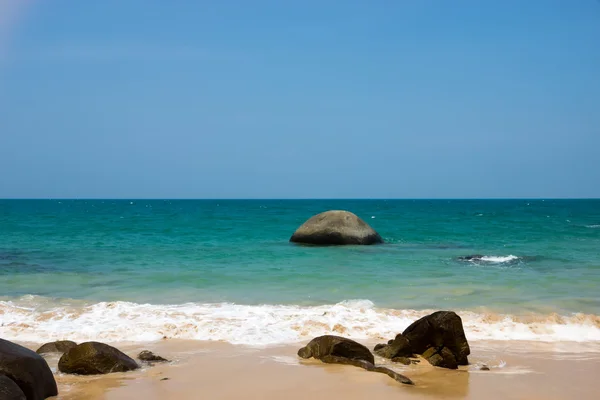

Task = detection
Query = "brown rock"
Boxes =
[374,334,412,359]
[58,342,139,375]
[138,350,169,362]
[298,335,374,364]
[391,357,411,365]
[402,311,470,365]
[36,340,77,355]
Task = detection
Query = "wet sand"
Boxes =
[24,340,600,400]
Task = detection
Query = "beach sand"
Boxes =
[20,339,600,400]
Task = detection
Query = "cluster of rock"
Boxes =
[298,311,471,386]
[0,338,168,399]
[374,311,470,369]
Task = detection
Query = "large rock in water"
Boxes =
[375,311,470,368]
[0,338,58,400]
[58,342,139,375]
[290,210,383,245]
[298,336,413,385]
[0,375,26,400]
[36,340,77,355]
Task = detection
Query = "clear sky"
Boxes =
[0,0,599,199]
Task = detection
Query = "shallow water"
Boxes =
[1,199,599,344]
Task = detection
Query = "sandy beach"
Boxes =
[16,339,599,400]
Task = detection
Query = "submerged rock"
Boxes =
[58,342,139,375]
[36,340,77,355]
[457,254,485,261]
[298,336,413,385]
[0,338,58,400]
[376,311,470,369]
[290,210,383,245]
[138,350,169,362]
[0,375,26,400]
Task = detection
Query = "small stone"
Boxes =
[422,347,438,360]
[480,365,490,371]
[138,350,169,362]
[160,377,170,381]
[391,357,411,365]
[373,343,387,352]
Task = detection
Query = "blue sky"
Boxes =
[0,0,599,198]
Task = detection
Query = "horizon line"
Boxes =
[1,197,599,201]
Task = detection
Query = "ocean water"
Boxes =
[1,199,599,345]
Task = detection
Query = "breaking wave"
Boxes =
[1,296,600,346]
[479,255,520,263]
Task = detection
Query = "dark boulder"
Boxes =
[138,350,168,362]
[290,210,383,245]
[0,375,26,400]
[402,311,470,365]
[298,335,374,364]
[58,342,139,375]
[298,336,413,386]
[36,340,77,355]
[0,338,58,400]
[376,311,470,369]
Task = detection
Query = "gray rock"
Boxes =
[290,210,383,245]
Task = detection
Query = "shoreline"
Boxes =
[20,338,600,400]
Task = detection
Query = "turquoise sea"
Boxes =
[1,199,599,345]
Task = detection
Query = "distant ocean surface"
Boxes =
[1,199,599,346]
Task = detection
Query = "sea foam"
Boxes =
[1,297,599,346]
[479,255,520,263]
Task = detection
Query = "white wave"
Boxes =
[479,255,519,263]
[1,298,599,346]
[585,224,600,228]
